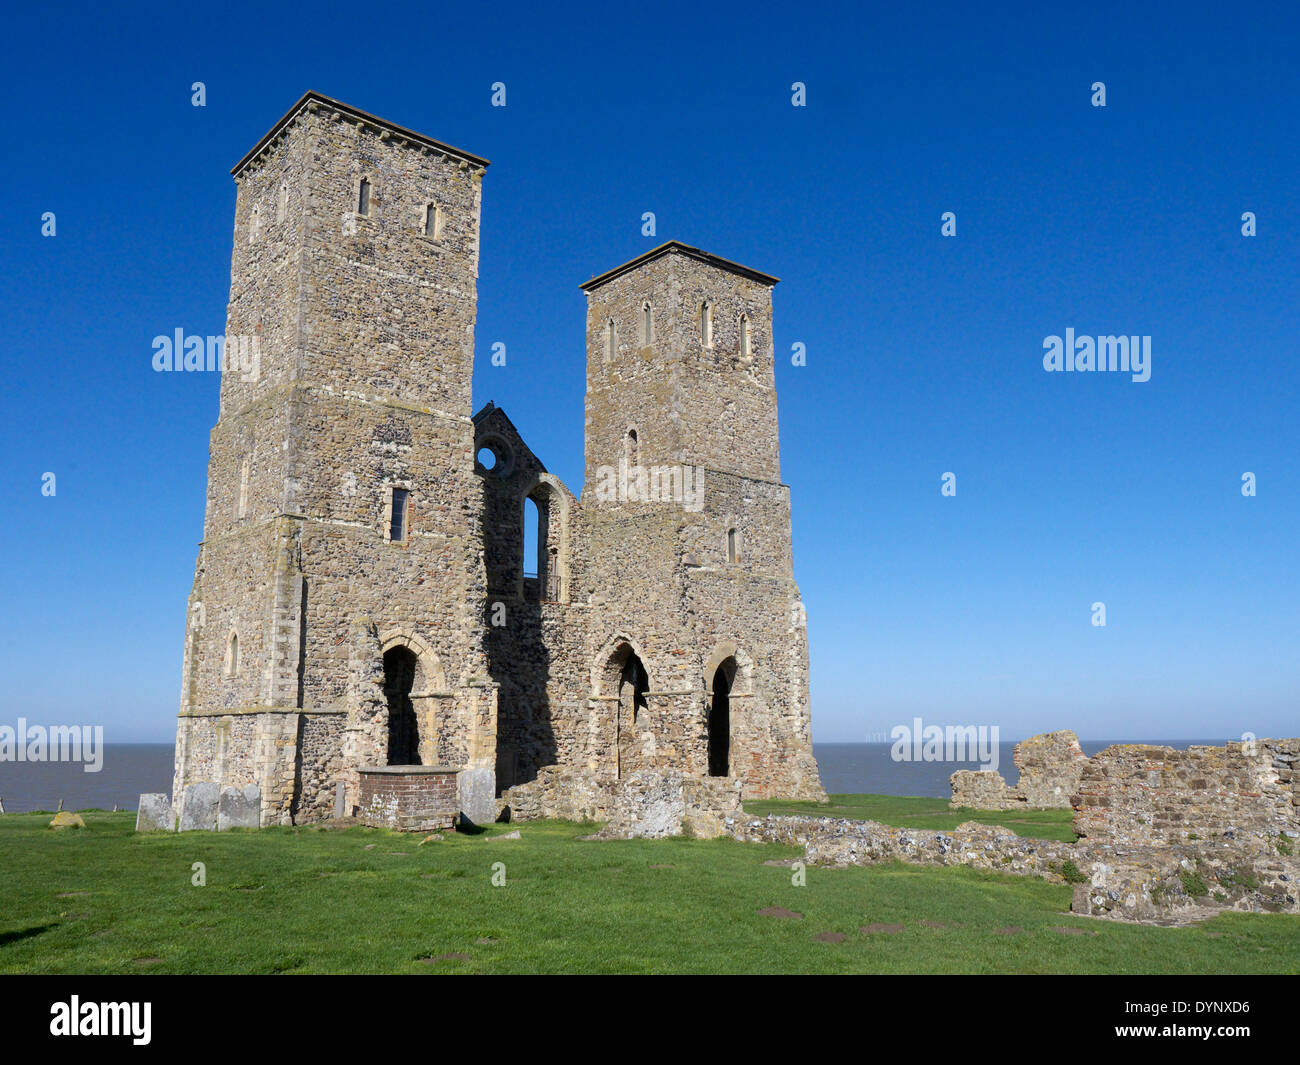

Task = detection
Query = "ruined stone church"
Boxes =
[172,91,825,828]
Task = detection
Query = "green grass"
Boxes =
[744,792,1079,842]
[1,811,1297,973]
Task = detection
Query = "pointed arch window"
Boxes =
[225,631,240,677]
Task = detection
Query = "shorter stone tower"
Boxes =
[576,242,823,800]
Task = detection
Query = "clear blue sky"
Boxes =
[1,1,1296,743]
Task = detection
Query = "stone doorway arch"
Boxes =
[379,630,447,766]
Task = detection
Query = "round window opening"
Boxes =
[475,437,513,477]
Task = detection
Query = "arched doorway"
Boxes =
[617,652,650,778]
[383,646,420,765]
[708,659,735,777]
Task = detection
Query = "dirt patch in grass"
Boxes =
[860,923,905,935]
[813,932,846,943]
[757,907,802,919]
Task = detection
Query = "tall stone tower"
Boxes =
[578,243,823,800]
[173,93,497,823]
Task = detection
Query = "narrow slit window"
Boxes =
[249,205,260,244]
[605,319,616,362]
[389,487,409,541]
[277,182,288,223]
[642,302,653,345]
[226,632,240,676]
[739,315,752,361]
[358,177,371,217]
[701,301,713,347]
[426,203,442,238]
[727,527,738,563]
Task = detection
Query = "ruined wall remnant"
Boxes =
[949,729,1085,810]
[726,811,1299,925]
[1073,739,1300,846]
[500,766,742,839]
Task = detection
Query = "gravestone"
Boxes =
[178,782,220,832]
[136,793,175,832]
[458,768,497,826]
[217,784,261,830]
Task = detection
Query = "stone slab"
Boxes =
[136,793,175,832]
[217,784,261,830]
[458,767,497,827]
[178,781,219,832]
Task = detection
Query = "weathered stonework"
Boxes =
[727,813,1299,925]
[950,730,1086,810]
[763,734,1300,925]
[171,92,824,830]
[1073,738,1299,847]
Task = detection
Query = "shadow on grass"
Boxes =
[0,924,59,948]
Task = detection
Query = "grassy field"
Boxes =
[1,806,1297,974]
[744,793,1079,842]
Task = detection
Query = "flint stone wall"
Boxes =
[726,813,1299,924]
[1073,739,1300,847]
[501,766,741,838]
[950,730,1086,810]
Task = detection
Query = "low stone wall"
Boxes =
[947,771,1012,810]
[501,766,742,838]
[728,814,1076,880]
[1073,738,1300,847]
[724,812,1299,924]
[949,730,1086,810]
[357,766,458,832]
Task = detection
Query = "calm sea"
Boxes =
[0,740,1234,812]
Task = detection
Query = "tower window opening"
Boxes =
[701,301,713,348]
[739,314,752,361]
[389,487,409,542]
[358,177,371,217]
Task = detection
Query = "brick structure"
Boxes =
[172,91,825,829]
[357,767,459,832]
